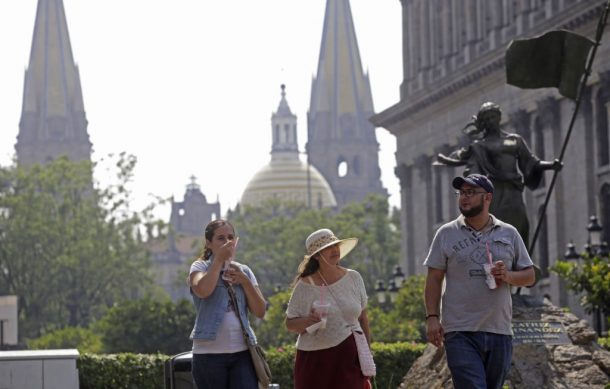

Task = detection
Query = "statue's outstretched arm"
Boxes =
[436,153,467,166]
[537,159,563,172]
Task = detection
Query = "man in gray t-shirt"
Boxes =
[424,174,535,389]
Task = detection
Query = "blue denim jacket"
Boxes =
[189,259,257,344]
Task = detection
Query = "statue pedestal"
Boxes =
[400,295,610,388]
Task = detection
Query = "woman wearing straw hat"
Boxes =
[285,228,371,389]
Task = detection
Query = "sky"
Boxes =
[0,0,403,220]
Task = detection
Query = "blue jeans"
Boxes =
[192,351,258,389]
[444,331,512,389]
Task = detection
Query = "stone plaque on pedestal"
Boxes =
[512,320,571,345]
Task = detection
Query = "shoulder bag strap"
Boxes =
[224,281,253,345]
[317,271,355,329]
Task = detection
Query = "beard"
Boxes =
[460,202,484,218]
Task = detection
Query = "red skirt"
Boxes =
[294,334,367,389]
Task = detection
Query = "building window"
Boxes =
[352,156,361,176]
[601,184,610,245]
[337,158,349,178]
[595,90,609,167]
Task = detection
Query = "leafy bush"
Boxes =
[78,353,166,389]
[27,326,103,354]
[371,342,426,389]
[599,335,610,351]
[77,342,425,389]
[77,342,426,388]
[551,255,610,315]
[266,344,297,388]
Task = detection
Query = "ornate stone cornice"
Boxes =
[374,3,605,129]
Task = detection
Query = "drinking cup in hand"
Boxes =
[483,263,497,289]
[312,300,330,318]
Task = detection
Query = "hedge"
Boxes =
[78,353,166,389]
[78,342,425,389]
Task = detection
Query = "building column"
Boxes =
[395,163,415,276]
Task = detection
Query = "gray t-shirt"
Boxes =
[423,214,533,335]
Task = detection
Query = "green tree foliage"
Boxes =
[551,255,610,316]
[96,297,194,355]
[255,290,296,348]
[227,194,400,296]
[0,155,158,340]
[27,326,103,354]
[368,275,427,343]
[331,196,401,291]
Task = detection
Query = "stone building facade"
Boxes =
[372,0,610,322]
[149,178,220,301]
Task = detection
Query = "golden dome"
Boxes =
[240,157,336,208]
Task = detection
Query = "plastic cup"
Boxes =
[312,300,330,330]
[312,300,330,318]
[483,263,497,289]
[221,260,232,281]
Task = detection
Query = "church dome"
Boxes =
[241,85,337,209]
[240,157,337,208]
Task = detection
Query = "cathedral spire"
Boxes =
[306,0,386,207]
[16,0,92,166]
[271,84,299,160]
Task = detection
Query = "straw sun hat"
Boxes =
[304,228,358,260]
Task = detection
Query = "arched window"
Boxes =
[284,124,290,144]
[337,157,349,178]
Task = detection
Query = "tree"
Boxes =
[0,155,159,340]
[96,297,194,355]
[331,195,402,291]
[26,326,103,354]
[255,289,296,348]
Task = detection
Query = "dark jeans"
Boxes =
[192,350,258,389]
[444,331,512,389]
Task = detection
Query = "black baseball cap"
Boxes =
[452,174,494,194]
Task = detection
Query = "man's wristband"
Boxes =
[425,314,439,320]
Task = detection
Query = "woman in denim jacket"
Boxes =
[188,219,266,389]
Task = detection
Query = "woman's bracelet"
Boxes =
[425,314,439,320]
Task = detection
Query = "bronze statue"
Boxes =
[437,102,562,247]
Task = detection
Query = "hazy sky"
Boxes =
[0,1,403,219]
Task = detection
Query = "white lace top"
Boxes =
[286,269,368,351]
